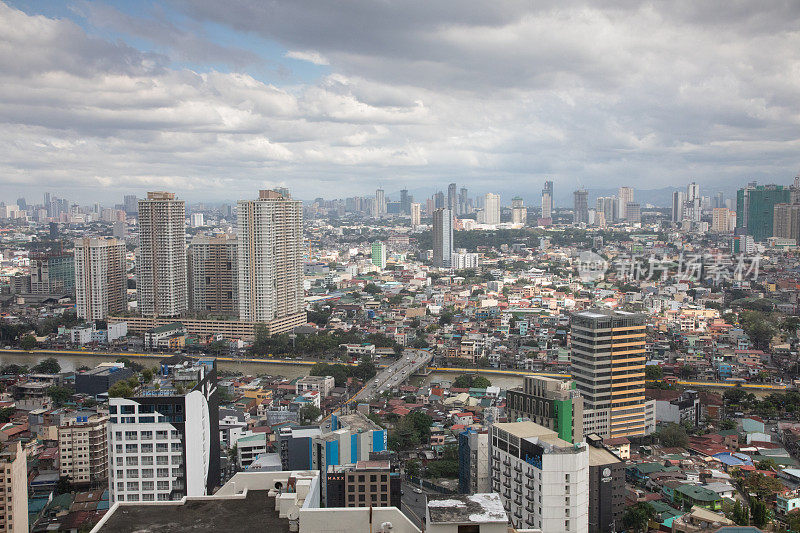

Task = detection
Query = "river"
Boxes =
[0,352,525,390]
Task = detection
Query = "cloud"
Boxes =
[285,50,329,66]
[1,0,799,204]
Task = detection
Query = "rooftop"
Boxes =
[426,493,507,524]
[95,490,288,533]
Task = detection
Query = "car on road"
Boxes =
[413,488,423,494]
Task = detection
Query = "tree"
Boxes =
[751,500,768,528]
[364,283,381,295]
[33,357,60,374]
[116,357,144,372]
[405,459,421,478]
[19,334,37,351]
[622,502,655,533]
[645,365,664,380]
[0,407,15,423]
[55,476,72,495]
[46,385,72,407]
[108,381,133,398]
[453,374,491,389]
[299,405,321,424]
[657,423,689,448]
[757,458,777,471]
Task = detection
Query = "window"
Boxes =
[156,431,169,440]
[126,482,139,491]
[115,431,123,440]
[125,431,138,440]
[109,406,118,414]
[157,468,170,478]
[125,457,138,466]
[457,526,479,533]
[157,481,170,490]
[125,444,138,453]
[126,469,139,479]
[121,405,135,414]
[141,444,153,453]
[142,482,154,491]
[141,431,153,440]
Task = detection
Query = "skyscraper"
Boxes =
[625,202,641,224]
[371,241,387,270]
[671,190,685,223]
[481,193,500,225]
[237,190,304,323]
[685,182,701,223]
[187,234,239,317]
[458,187,469,215]
[374,188,386,217]
[737,184,791,242]
[0,442,27,532]
[447,183,457,212]
[511,196,527,225]
[595,197,617,224]
[773,203,800,244]
[434,191,445,209]
[433,208,453,268]
[137,192,188,318]
[123,194,138,216]
[410,202,421,228]
[74,237,127,320]
[571,310,646,439]
[573,189,589,225]
[541,180,553,220]
[617,187,634,220]
[399,189,411,214]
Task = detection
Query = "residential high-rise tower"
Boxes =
[432,208,453,268]
[137,192,188,318]
[237,190,304,324]
[74,237,127,320]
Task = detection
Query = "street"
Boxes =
[400,480,427,529]
[351,349,432,403]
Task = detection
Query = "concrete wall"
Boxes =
[299,507,419,533]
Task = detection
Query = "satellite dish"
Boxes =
[287,508,300,521]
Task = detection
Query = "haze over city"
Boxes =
[2,1,799,202]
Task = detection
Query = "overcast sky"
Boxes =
[1,1,799,204]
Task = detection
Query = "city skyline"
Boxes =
[1,1,799,202]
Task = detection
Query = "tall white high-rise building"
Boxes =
[375,189,386,216]
[108,359,219,504]
[482,193,500,225]
[74,237,127,320]
[617,187,634,220]
[490,421,589,533]
[686,182,701,222]
[410,202,421,228]
[237,190,304,323]
[432,208,453,268]
[137,192,188,318]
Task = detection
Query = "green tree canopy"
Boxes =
[33,357,60,374]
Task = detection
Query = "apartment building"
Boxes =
[432,208,453,268]
[58,413,109,485]
[237,190,305,323]
[0,441,27,532]
[571,310,647,439]
[325,460,401,508]
[108,357,219,503]
[187,234,239,317]
[137,191,188,318]
[74,237,127,320]
[490,421,589,533]
[295,375,335,397]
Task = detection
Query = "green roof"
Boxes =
[635,462,672,474]
[676,484,722,502]
[149,322,184,334]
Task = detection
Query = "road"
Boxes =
[400,481,427,529]
[356,349,433,402]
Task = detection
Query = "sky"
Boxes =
[1,0,799,205]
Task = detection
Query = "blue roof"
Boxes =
[713,452,754,467]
